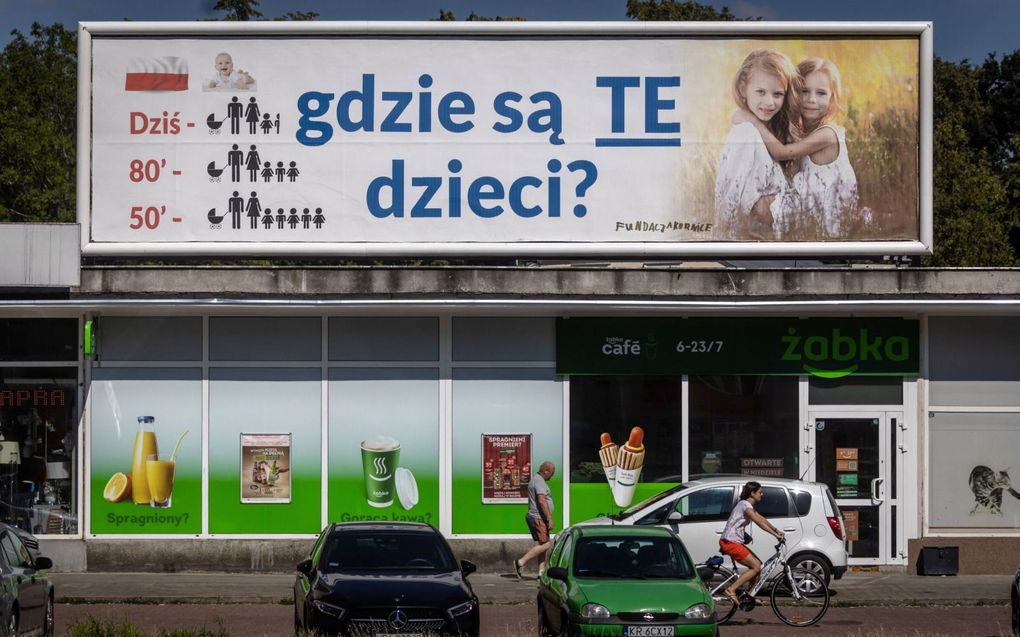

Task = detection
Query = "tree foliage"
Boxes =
[625,0,746,21]
[0,22,77,222]
[432,10,526,21]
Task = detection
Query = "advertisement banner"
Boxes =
[81,23,929,257]
[239,433,291,503]
[89,368,202,534]
[481,433,531,503]
[556,317,919,377]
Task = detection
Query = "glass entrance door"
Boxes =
[806,411,901,564]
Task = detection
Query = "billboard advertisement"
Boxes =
[80,22,931,257]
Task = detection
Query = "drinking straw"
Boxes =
[170,430,190,462]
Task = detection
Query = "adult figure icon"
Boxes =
[227,191,244,229]
[246,192,262,230]
[227,144,243,182]
[312,208,325,229]
[245,145,261,182]
[245,97,261,134]
[227,96,243,135]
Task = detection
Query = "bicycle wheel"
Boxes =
[706,566,740,625]
[770,567,830,627]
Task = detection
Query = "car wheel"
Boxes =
[537,601,555,637]
[43,596,54,637]
[788,554,831,587]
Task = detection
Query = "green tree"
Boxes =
[432,10,525,21]
[625,0,748,21]
[0,22,77,222]
[213,0,263,21]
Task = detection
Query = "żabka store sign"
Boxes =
[79,22,931,258]
[556,318,919,378]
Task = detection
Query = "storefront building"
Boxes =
[4,265,1018,574]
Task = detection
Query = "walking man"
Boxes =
[514,460,556,578]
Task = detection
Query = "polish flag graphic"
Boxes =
[125,57,189,91]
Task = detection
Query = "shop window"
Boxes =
[329,317,438,361]
[0,319,76,362]
[210,317,320,361]
[809,376,902,405]
[0,367,77,535]
[452,317,555,361]
[568,375,683,484]
[688,376,799,480]
[100,317,202,361]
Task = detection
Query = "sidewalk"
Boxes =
[50,571,1012,606]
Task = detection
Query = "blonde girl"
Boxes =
[735,58,859,238]
[714,49,802,240]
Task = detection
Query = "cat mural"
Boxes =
[969,465,1020,514]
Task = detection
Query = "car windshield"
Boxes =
[612,484,688,520]
[572,536,694,580]
[320,531,456,573]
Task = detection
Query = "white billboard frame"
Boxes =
[78,21,933,258]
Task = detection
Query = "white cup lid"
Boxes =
[395,467,419,511]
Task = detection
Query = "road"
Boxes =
[54,603,1015,637]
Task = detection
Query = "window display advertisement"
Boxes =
[481,434,531,503]
[89,369,201,534]
[929,413,1020,531]
[240,433,291,503]
[81,24,929,258]
[327,370,439,526]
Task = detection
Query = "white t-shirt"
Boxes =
[721,499,754,544]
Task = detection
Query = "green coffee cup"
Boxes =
[361,436,401,508]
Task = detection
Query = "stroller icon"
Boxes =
[206,113,223,135]
[207,161,224,182]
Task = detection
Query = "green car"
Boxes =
[537,525,717,637]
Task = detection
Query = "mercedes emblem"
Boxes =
[388,609,409,630]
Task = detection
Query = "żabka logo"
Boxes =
[781,327,909,378]
[601,337,641,356]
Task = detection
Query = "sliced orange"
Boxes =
[103,472,132,503]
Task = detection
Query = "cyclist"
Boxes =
[719,480,786,604]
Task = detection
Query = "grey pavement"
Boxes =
[49,570,1012,606]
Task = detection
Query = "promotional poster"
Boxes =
[481,433,531,503]
[82,24,927,257]
[240,433,291,503]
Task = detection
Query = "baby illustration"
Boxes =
[205,52,256,91]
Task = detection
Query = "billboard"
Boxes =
[79,22,932,257]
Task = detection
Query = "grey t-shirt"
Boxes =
[527,473,554,521]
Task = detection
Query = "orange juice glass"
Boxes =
[146,453,175,508]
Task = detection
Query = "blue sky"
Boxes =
[1,0,1015,62]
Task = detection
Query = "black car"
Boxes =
[1012,561,1020,634]
[0,522,54,637]
[294,522,480,637]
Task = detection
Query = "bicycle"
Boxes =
[699,539,830,627]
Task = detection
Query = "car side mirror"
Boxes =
[667,511,684,523]
[296,558,313,575]
[461,559,477,576]
[546,566,569,582]
[33,556,53,571]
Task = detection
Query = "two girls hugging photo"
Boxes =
[715,49,866,241]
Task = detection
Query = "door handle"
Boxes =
[782,527,797,532]
[870,477,885,505]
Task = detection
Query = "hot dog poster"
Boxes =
[598,426,646,507]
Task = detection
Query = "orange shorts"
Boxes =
[719,539,750,561]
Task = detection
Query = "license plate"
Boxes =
[625,627,674,637]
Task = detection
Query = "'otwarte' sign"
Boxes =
[556,318,919,377]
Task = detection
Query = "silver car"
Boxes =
[582,475,848,585]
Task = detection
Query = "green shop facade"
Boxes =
[23,265,1020,573]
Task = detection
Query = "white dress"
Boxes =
[791,124,859,238]
[714,122,789,240]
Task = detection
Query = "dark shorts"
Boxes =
[526,516,550,543]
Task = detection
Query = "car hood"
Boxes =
[576,579,709,612]
[319,572,472,606]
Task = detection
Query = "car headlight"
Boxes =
[313,600,346,619]
[684,603,711,619]
[448,600,476,617]
[580,603,611,619]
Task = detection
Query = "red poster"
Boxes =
[481,434,532,504]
